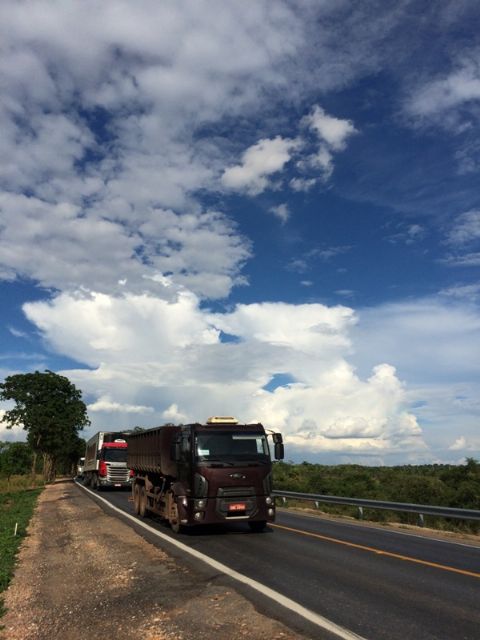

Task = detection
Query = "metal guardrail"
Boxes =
[272,490,480,524]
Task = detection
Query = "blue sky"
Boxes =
[1,1,480,464]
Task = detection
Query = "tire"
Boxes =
[248,520,267,533]
[133,483,141,515]
[91,474,98,490]
[139,485,147,518]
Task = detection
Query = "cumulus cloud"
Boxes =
[269,203,290,224]
[87,396,154,414]
[221,137,299,195]
[351,296,480,460]
[0,1,306,300]
[21,290,426,459]
[0,193,250,299]
[293,105,357,183]
[303,105,358,151]
[221,104,357,196]
[449,435,467,451]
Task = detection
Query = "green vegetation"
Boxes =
[273,458,480,533]
[0,486,42,618]
[0,370,90,482]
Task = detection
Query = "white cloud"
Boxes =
[19,291,427,460]
[162,404,187,423]
[303,105,357,151]
[449,435,466,451]
[440,283,480,302]
[87,397,154,414]
[443,252,480,267]
[8,327,28,339]
[447,210,480,246]
[0,409,25,442]
[0,193,250,299]
[269,203,290,224]
[351,296,480,459]
[0,1,307,300]
[407,58,480,119]
[289,177,316,192]
[222,137,299,195]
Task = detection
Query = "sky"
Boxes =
[1,0,480,465]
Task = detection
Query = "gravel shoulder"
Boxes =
[1,481,309,640]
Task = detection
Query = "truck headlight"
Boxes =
[194,499,207,509]
[265,496,273,505]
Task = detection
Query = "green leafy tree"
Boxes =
[0,370,90,482]
[0,441,33,484]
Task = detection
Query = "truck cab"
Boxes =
[84,431,133,490]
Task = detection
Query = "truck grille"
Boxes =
[107,466,130,483]
[217,486,255,498]
[216,486,257,518]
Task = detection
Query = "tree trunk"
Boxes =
[42,453,55,483]
[31,451,37,487]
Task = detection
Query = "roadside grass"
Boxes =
[0,479,43,619]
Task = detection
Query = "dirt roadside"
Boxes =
[1,481,310,640]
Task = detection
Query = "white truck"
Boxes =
[83,431,132,490]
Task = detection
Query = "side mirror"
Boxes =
[274,442,284,460]
[272,433,283,444]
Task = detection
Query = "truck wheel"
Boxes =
[139,486,147,517]
[248,521,267,533]
[91,475,98,490]
[133,484,140,515]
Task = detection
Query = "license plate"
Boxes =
[228,503,246,511]
[114,484,121,487]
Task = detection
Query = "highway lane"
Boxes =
[84,485,480,640]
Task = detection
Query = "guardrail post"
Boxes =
[315,501,319,509]
[357,506,364,520]
[282,497,287,506]
[417,513,424,527]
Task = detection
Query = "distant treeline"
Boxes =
[272,458,480,532]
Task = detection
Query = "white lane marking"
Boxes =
[76,482,367,640]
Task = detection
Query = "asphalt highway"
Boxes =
[81,485,480,640]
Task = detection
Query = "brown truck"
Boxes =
[127,417,284,532]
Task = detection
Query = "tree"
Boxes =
[0,370,90,482]
[0,441,33,484]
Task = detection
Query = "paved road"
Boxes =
[82,485,480,640]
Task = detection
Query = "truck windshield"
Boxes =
[195,432,270,463]
[104,448,127,463]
